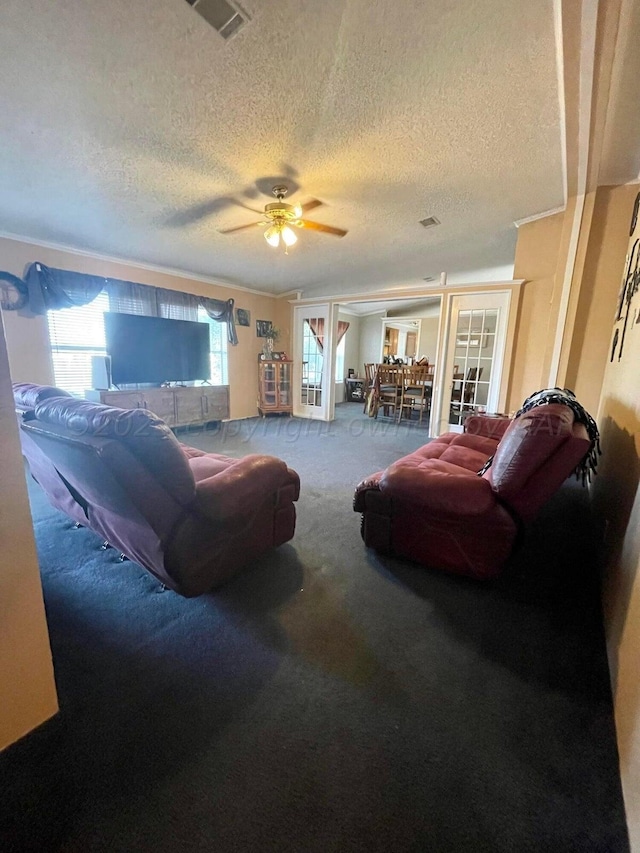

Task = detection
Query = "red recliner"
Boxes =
[15,386,300,597]
[354,405,592,580]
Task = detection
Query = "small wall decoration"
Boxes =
[256,319,273,337]
[610,191,640,362]
[235,308,251,327]
[630,191,640,236]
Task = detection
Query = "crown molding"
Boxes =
[335,304,362,317]
[276,289,303,300]
[0,229,275,298]
[289,279,524,305]
[513,206,566,228]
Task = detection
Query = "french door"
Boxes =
[436,291,511,434]
[293,304,334,419]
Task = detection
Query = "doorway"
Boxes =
[331,296,442,432]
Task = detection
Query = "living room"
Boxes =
[1,1,640,851]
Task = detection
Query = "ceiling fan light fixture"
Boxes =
[281,225,298,247]
[264,225,281,247]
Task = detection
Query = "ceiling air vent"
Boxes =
[187,0,249,40]
[423,276,435,282]
[419,216,440,229]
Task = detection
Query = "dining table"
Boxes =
[369,364,434,421]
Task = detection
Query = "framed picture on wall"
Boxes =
[256,320,273,337]
[236,308,251,327]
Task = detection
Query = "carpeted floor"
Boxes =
[0,404,629,852]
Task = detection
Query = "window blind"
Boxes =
[47,291,110,394]
[198,307,229,384]
[48,290,228,393]
[108,281,158,316]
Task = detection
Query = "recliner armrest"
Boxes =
[194,454,299,521]
[381,461,496,516]
[464,414,512,441]
[353,472,384,511]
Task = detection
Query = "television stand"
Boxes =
[86,386,229,428]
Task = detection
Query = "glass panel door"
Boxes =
[278,361,291,408]
[449,308,498,428]
[263,362,277,408]
[302,318,323,408]
[437,292,511,434]
[293,304,332,419]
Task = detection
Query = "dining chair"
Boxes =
[363,362,376,414]
[398,365,432,425]
[373,365,403,419]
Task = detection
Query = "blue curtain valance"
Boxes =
[20,262,238,345]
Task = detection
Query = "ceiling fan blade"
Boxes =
[218,221,264,234]
[300,198,323,214]
[298,219,347,237]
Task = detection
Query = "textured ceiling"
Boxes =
[600,0,640,186]
[0,0,563,296]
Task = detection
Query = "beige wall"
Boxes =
[0,311,58,751]
[416,317,439,364]
[593,206,640,850]
[566,185,637,415]
[0,236,285,420]
[507,211,565,411]
[508,187,637,417]
[358,312,386,368]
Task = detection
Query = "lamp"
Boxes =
[264,224,281,247]
[264,221,298,250]
[281,225,298,246]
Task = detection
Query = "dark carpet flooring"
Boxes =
[0,404,629,852]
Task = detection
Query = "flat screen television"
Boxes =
[104,313,211,385]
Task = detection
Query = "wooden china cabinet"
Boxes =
[258,358,293,416]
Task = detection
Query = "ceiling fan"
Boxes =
[218,185,348,251]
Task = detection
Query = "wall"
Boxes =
[0,236,284,420]
[566,184,637,415]
[0,311,58,751]
[508,187,635,417]
[593,202,640,851]
[507,211,565,411]
[358,311,386,368]
[416,318,440,364]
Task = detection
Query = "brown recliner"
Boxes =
[16,387,300,597]
[13,382,88,527]
[354,405,592,580]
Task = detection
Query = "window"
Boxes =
[198,307,229,385]
[48,293,229,394]
[302,319,323,386]
[335,334,346,381]
[47,292,110,394]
